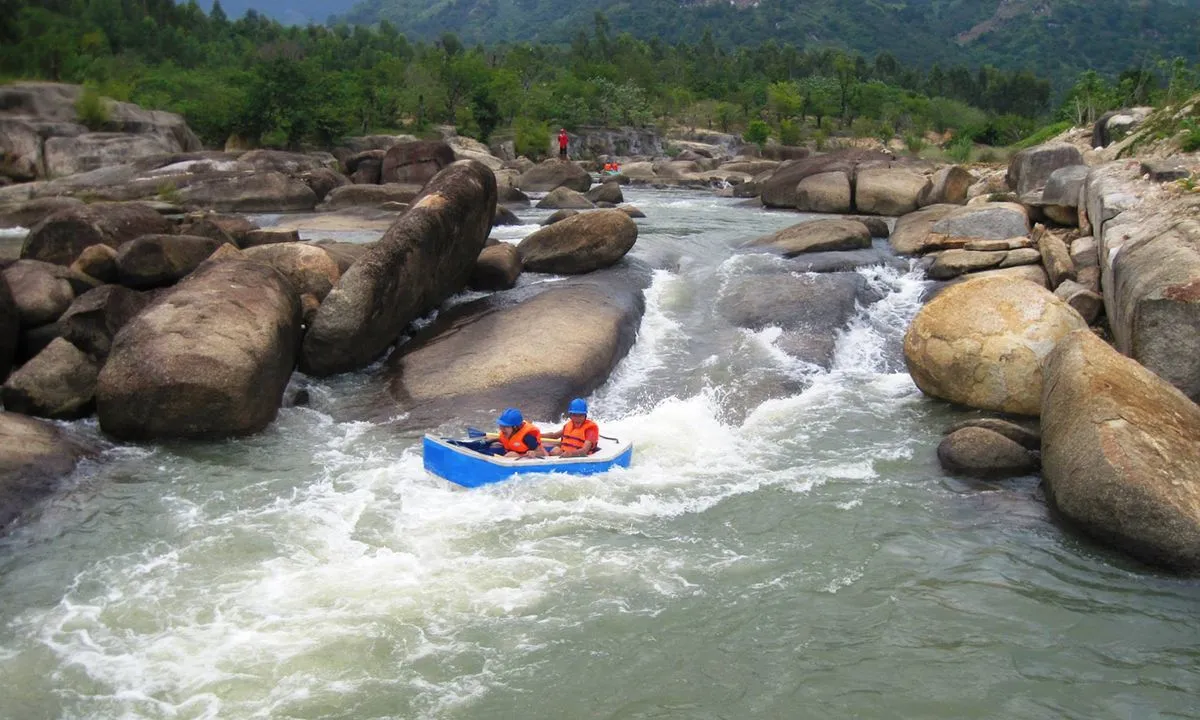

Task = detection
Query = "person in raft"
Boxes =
[494,408,547,459]
[542,398,600,457]
[558,128,569,159]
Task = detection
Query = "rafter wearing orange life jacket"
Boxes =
[559,417,599,454]
[500,421,542,454]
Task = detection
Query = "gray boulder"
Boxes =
[929,203,1031,242]
[744,218,871,257]
[0,196,84,229]
[69,244,119,284]
[58,284,152,359]
[855,167,930,216]
[178,172,318,213]
[535,187,594,210]
[761,150,892,209]
[301,160,496,376]
[918,166,973,207]
[115,234,226,289]
[1042,329,1200,574]
[1007,142,1085,196]
[944,418,1040,450]
[796,171,852,213]
[586,181,624,204]
[21,202,171,266]
[0,273,17,382]
[1,337,99,420]
[380,140,456,185]
[889,204,959,255]
[1041,165,1089,207]
[321,183,421,210]
[469,243,522,291]
[518,160,592,193]
[96,259,301,440]
[2,260,75,327]
[541,209,579,226]
[0,411,96,533]
[937,427,1038,479]
[386,261,649,428]
[241,243,341,301]
[518,210,637,275]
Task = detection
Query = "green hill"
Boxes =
[338,0,1200,88]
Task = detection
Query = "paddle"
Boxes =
[466,426,620,443]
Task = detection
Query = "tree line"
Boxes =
[1,1,1197,157]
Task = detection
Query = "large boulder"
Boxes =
[301,160,497,376]
[903,276,1088,415]
[854,167,930,216]
[96,259,302,440]
[517,210,637,275]
[0,196,84,229]
[1,337,99,420]
[535,187,594,210]
[178,172,318,213]
[518,160,592,193]
[2,260,76,327]
[469,243,522,291]
[929,203,1031,243]
[0,411,95,533]
[1041,165,1089,208]
[321,183,421,210]
[1042,329,1200,574]
[58,284,153,359]
[21,202,171,266]
[937,426,1039,479]
[380,140,456,185]
[918,166,973,207]
[760,150,891,209]
[0,273,16,381]
[1006,142,1085,196]
[586,181,624,204]
[241,242,341,301]
[70,244,119,283]
[115,234,226,289]
[743,219,871,257]
[346,149,385,184]
[888,204,959,255]
[795,172,852,213]
[386,261,650,428]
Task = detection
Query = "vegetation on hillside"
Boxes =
[1,0,1198,158]
[338,0,1200,92]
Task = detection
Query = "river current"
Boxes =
[0,189,1197,719]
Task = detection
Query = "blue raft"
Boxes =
[422,434,634,488]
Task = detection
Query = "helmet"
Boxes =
[497,408,523,427]
[567,398,588,415]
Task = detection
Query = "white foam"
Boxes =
[0,225,28,238]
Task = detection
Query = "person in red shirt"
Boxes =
[558,128,569,160]
[544,398,600,457]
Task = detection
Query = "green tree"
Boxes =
[743,119,769,149]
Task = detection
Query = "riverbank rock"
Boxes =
[517,210,637,274]
[535,187,594,210]
[241,243,341,302]
[379,140,456,186]
[96,259,301,440]
[518,160,592,193]
[0,411,95,533]
[903,276,1088,415]
[21,202,171,266]
[3,260,75,327]
[744,218,871,257]
[0,273,16,381]
[586,181,624,204]
[115,234,226,289]
[386,260,650,428]
[796,172,852,213]
[937,426,1039,479]
[321,183,421,210]
[918,166,974,207]
[0,197,84,229]
[1,337,98,420]
[1042,329,1200,574]
[1007,142,1085,196]
[855,167,930,216]
[301,160,497,376]
[58,285,152,359]
[469,243,522,291]
[178,172,318,213]
[760,150,892,209]
[889,204,959,255]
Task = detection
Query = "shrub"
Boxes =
[75,86,110,130]
[946,136,974,163]
[778,119,802,146]
[812,128,829,152]
[514,117,550,159]
[1012,120,1073,149]
[904,133,925,155]
[743,119,770,149]
[1181,119,1200,153]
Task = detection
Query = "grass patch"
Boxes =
[1010,121,1072,150]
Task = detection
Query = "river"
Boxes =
[0,188,1197,719]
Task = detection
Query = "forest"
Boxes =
[2,0,1197,157]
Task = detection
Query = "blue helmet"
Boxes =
[497,408,523,427]
[567,398,588,415]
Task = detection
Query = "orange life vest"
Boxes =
[500,422,541,454]
[559,418,599,453]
